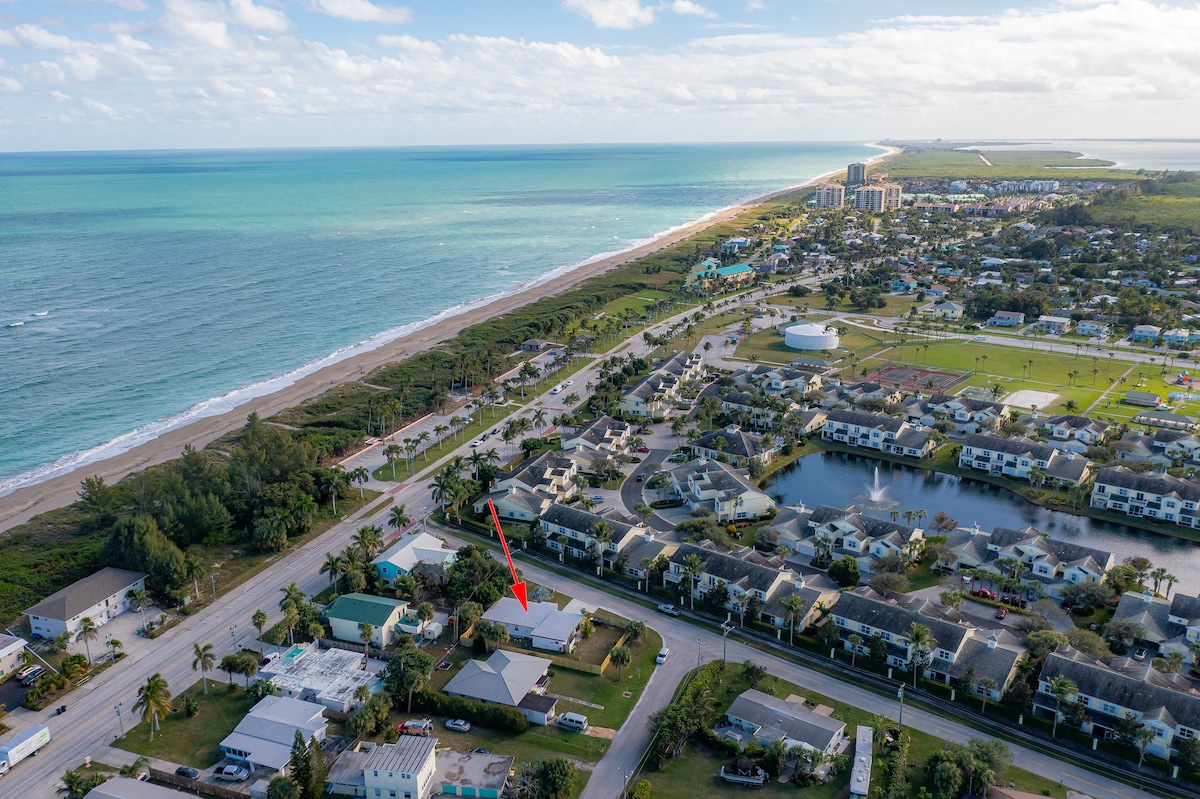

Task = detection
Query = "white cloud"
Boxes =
[376,34,440,55]
[745,0,765,10]
[669,0,716,19]
[310,0,411,24]
[563,0,655,29]
[3,0,1200,146]
[230,0,290,32]
[0,28,18,47]
[0,75,20,92]
[83,97,119,116]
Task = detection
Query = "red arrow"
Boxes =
[487,499,528,612]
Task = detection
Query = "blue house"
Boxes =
[892,278,917,292]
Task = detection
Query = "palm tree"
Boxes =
[184,555,206,603]
[193,642,216,695]
[779,594,807,647]
[1150,566,1169,596]
[127,588,149,634]
[847,633,864,667]
[321,467,349,515]
[252,609,268,657]
[610,645,632,680]
[977,677,997,712]
[106,637,123,664]
[359,622,374,657]
[1135,726,1156,766]
[77,616,98,664]
[1049,675,1077,738]
[434,424,450,449]
[133,673,171,741]
[57,769,94,799]
[320,552,343,594]
[679,554,705,610]
[384,444,403,479]
[389,504,412,532]
[279,582,306,612]
[352,525,384,559]
[349,466,370,502]
[906,623,936,688]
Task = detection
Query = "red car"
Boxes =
[635,445,650,453]
[995,607,1009,620]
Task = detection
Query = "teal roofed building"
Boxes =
[325,593,409,647]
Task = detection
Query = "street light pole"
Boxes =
[229,625,238,654]
[721,621,735,663]
[114,702,124,738]
[696,638,702,671]
[897,685,905,733]
[211,572,218,602]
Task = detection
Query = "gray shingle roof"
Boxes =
[832,589,969,651]
[1095,466,1200,502]
[25,567,147,622]
[1040,648,1200,729]
[963,433,1057,461]
[672,542,786,596]
[826,409,905,433]
[443,650,551,706]
[727,689,845,751]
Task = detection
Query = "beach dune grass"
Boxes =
[881,147,1139,181]
[114,681,253,768]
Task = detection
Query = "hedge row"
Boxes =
[410,690,530,733]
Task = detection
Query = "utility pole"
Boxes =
[897,684,905,733]
[721,621,735,663]
[114,702,124,737]
[696,638,702,671]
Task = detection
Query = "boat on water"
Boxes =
[719,759,767,786]
[5,321,24,328]
[33,311,49,317]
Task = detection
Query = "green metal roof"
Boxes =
[325,593,407,626]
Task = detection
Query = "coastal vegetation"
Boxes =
[880,144,1143,181]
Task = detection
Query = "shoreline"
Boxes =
[0,144,899,535]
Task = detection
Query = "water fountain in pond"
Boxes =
[868,467,886,503]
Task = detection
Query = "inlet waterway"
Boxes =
[769,451,1200,596]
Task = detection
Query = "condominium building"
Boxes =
[812,184,845,209]
[847,163,867,185]
[852,184,902,212]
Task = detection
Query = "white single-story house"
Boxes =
[481,598,583,654]
[220,695,327,774]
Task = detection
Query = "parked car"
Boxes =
[215,765,251,782]
[636,473,645,482]
[1133,647,1149,662]
[590,495,604,503]
[445,718,471,732]
[469,748,491,754]
[656,647,670,664]
[635,445,650,453]
[175,767,200,780]
[995,607,1009,620]
[657,603,682,617]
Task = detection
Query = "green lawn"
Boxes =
[547,629,664,729]
[115,681,253,768]
[641,663,1066,799]
[1090,195,1200,234]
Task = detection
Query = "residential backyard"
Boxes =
[115,681,252,768]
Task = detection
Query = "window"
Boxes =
[1102,704,1117,715]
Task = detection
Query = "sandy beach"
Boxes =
[0,146,898,535]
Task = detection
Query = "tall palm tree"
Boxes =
[779,594,808,646]
[847,634,864,668]
[349,466,370,502]
[106,637,123,664]
[192,642,216,695]
[679,554,705,610]
[133,673,171,741]
[977,677,997,712]
[1049,675,1077,738]
[77,617,98,663]
[279,582,306,612]
[383,444,403,479]
[353,525,384,559]
[184,555,207,603]
[320,552,343,594]
[434,424,450,449]
[126,588,149,634]
[906,623,936,689]
[252,609,268,657]
[389,504,412,532]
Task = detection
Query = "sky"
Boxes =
[0,0,1198,151]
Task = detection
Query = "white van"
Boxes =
[656,647,670,664]
[558,712,588,732]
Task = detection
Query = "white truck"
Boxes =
[0,724,51,777]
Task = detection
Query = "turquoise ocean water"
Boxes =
[0,142,877,494]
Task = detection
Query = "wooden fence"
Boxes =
[149,768,247,798]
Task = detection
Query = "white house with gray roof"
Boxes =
[1090,466,1200,528]
[940,524,1114,598]
[481,598,583,654]
[725,689,847,756]
[443,649,556,725]
[1035,647,1200,759]
[802,505,925,574]
[373,531,457,584]
[830,588,1026,697]
[667,458,776,522]
[560,414,631,455]
[538,504,647,570]
[25,566,147,639]
[690,425,778,468]
[822,410,936,458]
[220,695,327,774]
[958,433,1093,486]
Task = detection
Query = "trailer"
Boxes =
[0,724,51,776]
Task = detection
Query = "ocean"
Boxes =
[0,142,877,495]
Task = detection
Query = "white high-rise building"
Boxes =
[853,183,902,212]
[812,185,845,209]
